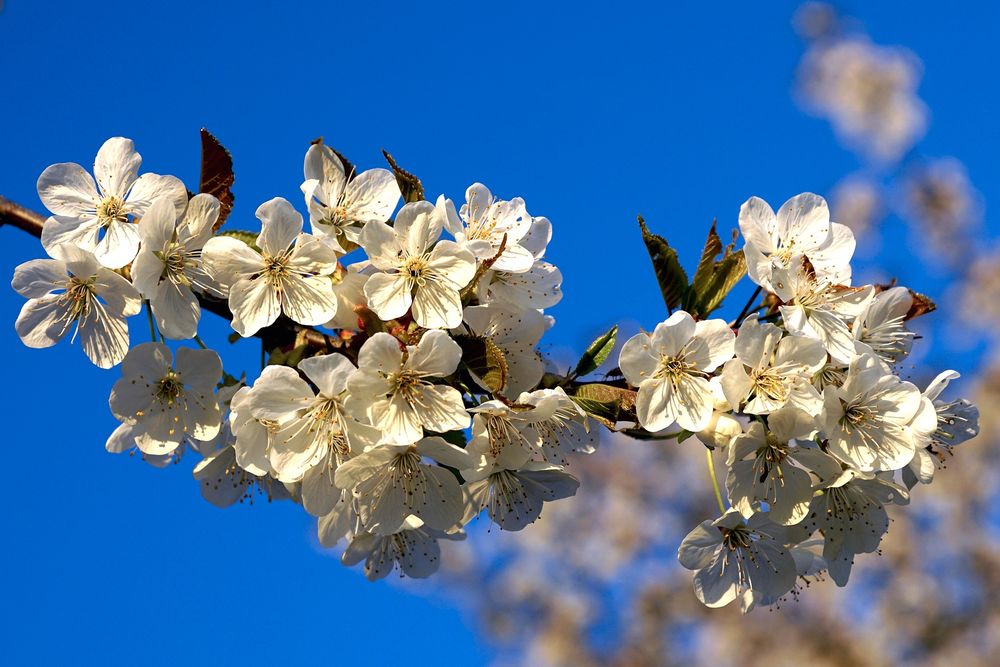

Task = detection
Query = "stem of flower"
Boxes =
[705,447,726,514]
[145,301,161,343]
[730,285,762,328]
[193,334,207,349]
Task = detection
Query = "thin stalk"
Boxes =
[730,285,762,327]
[705,448,726,514]
[193,334,207,350]
[145,301,161,343]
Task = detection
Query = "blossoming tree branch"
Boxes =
[0,130,979,612]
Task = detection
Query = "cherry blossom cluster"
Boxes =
[619,193,979,612]
[11,136,590,581]
[9,137,979,608]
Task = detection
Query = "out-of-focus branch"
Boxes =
[0,195,332,349]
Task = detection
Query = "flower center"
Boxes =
[402,256,430,286]
[720,525,753,551]
[653,355,697,383]
[750,368,789,403]
[390,370,422,399]
[96,196,128,228]
[154,372,184,405]
[155,242,193,285]
[263,254,291,286]
[61,276,96,321]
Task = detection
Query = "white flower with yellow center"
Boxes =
[360,200,477,329]
[852,285,915,364]
[12,243,141,368]
[720,317,826,415]
[334,436,472,535]
[461,445,579,531]
[244,353,380,493]
[108,343,223,455]
[619,311,735,433]
[438,184,535,273]
[678,509,798,613]
[725,409,841,525]
[300,143,401,253]
[37,137,187,269]
[772,258,874,364]
[788,467,908,586]
[130,194,223,339]
[340,515,465,581]
[345,330,471,445]
[821,353,924,472]
[739,193,856,293]
[201,197,340,337]
[903,370,980,488]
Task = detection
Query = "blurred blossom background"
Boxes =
[1,1,998,665]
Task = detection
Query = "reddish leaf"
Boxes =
[199,128,235,231]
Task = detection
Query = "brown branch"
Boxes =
[0,195,331,349]
[0,196,46,236]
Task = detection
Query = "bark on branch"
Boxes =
[0,195,332,349]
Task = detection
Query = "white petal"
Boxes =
[126,173,187,215]
[298,353,356,397]
[256,197,303,255]
[94,220,141,269]
[176,347,222,389]
[11,259,66,299]
[364,272,412,321]
[36,163,98,216]
[281,274,338,326]
[229,277,280,337]
[151,281,200,340]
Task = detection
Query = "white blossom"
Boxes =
[334,436,471,535]
[462,446,580,531]
[788,468,908,585]
[131,194,222,339]
[12,243,141,368]
[853,285,915,364]
[244,353,380,487]
[619,311,735,432]
[301,143,400,253]
[821,353,926,471]
[726,409,841,525]
[346,330,470,445]
[340,515,464,581]
[678,509,798,613]
[438,184,535,272]
[773,258,874,364]
[38,137,187,268]
[108,343,222,455]
[360,201,477,329]
[739,193,856,293]
[202,197,339,336]
[720,317,826,415]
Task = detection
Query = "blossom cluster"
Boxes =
[12,136,587,580]
[619,193,979,611]
[9,136,978,608]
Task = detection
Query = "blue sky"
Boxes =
[1,1,996,664]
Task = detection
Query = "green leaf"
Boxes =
[688,220,724,305]
[638,215,688,312]
[455,335,508,394]
[572,383,637,412]
[574,325,618,377]
[569,395,620,430]
[687,224,746,319]
[382,150,424,203]
[267,343,309,368]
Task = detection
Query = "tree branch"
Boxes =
[0,195,332,349]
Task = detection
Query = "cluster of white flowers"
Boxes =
[619,193,979,612]
[10,136,978,605]
[12,136,584,581]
